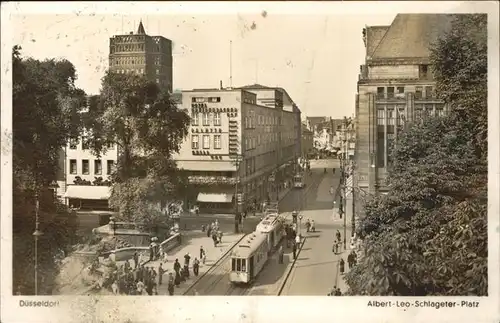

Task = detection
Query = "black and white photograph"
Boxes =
[1,1,499,323]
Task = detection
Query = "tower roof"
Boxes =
[137,20,146,34]
[371,14,454,59]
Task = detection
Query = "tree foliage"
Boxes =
[89,71,190,224]
[346,14,487,296]
[12,46,83,294]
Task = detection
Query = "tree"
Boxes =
[89,71,190,225]
[345,14,487,296]
[12,46,84,295]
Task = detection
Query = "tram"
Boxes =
[229,232,269,284]
[255,214,285,252]
[293,173,305,189]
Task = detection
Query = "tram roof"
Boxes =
[231,232,268,258]
[256,214,283,233]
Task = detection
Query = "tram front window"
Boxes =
[236,258,241,271]
[241,259,246,272]
[232,258,236,271]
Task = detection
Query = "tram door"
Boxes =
[249,256,254,280]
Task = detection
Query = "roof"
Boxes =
[231,232,268,257]
[371,14,454,60]
[238,84,299,112]
[366,26,390,57]
[137,20,146,34]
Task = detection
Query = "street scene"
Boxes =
[7,7,489,300]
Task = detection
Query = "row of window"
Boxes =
[70,139,114,150]
[191,97,221,103]
[376,86,435,99]
[192,113,222,126]
[245,111,281,129]
[115,36,146,43]
[111,56,145,66]
[376,104,445,125]
[231,258,247,272]
[191,134,221,150]
[69,159,115,175]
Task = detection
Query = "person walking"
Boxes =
[133,251,139,269]
[158,263,165,286]
[200,246,205,260]
[292,242,297,260]
[168,273,175,295]
[339,258,345,275]
[347,252,353,269]
[336,230,341,243]
[278,244,284,264]
[193,257,200,276]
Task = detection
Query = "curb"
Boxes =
[276,237,307,296]
[183,234,248,295]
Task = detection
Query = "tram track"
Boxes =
[185,170,325,296]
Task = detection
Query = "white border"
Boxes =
[1,2,499,323]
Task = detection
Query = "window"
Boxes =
[387,109,395,125]
[203,135,210,149]
[208,97,221,103]
[82,160,90,175]
[156,79,159,84]
[202,113,210,126]
[214,135,221,149]
[70,159,77,174]
[191,135,199,149]
[397,87,405,94]
[94,160,102,175]
[398,107,406,125]
[420,65,428,79]
[140,68,144,74]
[213,113,221,126]
[106,142,115,150]
[377,87,385,99]
[241,259,246,272]
[69,139,78,149]
[232,258,236,271]
[377,109,385,125]
[192,113,199,126]
[377,133,385,168]
[415,108,423,120]
[156,68,160,75]
[436,106,445,117]
[415,86,423,99]
[107,160,114,175]
[82,137,89,150]
[236,258,241,271]
[424,86,433,99]
[387,87,395,98]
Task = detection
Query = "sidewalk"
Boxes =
[115,230,244,295]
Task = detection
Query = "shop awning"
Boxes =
[64,185,111,200]
[197,192,234,203]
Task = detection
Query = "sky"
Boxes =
[5,2,477,119]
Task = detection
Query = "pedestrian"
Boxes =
[339,258,345,275]
[335,242,339,254]
[218,230,223,244]
[295,234,301,246]
[111,280,119,295]
[193,257,200,276]
[278,244,284,264]
[336,230,341,243]
[202,250,207,265]
[335,288,342,296]
[292,242,297,260]
[347,252,353,269]
[212,232,218,247]
[158,263,165,285]
[184,252,191,267]
[183,263,190,279]
[149,242,154,262]
[207,223,212,237]
[168,273,175,295]
[200,246,205,260]
[133,251,139,269]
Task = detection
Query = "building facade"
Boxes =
[355,14,453,198]
[173,86,301,214]
[301,123,314,157]
[109,21,173,93]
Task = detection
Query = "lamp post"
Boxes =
[234,154,243,234]
[32,191,43,295]
[298,214,303,238]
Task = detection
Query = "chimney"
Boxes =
[220,80,223,90]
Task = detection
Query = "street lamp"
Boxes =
[32,191,43,295]
[298,214,303,238]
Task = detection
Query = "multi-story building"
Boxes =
[173,85,301,214]
[301,123,314,157]
[355,14,453,198]
[109,20,173,93]
[62,96,117,210]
